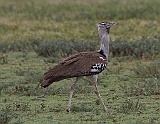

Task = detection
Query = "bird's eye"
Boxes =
[100,22,106,25]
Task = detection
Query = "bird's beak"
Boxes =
[111,22,118,26]
[96,24,99,27]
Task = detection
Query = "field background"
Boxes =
[0,0,160,124]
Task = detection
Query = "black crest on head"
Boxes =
[99,22,111,29]
[99,21,118,29]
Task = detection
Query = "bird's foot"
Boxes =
[103,107,108,113]
[104,109,108,113]
[66,108,70,112]
[104,108,112,114]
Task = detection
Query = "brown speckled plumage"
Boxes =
[41,52,107,88]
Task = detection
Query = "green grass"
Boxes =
[0,52,159,124]
[0,0,160,123]
[0,0,160,42]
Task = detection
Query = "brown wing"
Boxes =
[72,52,108,76]
[41,52,108,88]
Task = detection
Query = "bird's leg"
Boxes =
[66,77,78,112]
[92,75,108,112]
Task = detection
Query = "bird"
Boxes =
[41,21,118,112]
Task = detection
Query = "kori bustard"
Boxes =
[41,21,118,112]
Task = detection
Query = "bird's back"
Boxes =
[41,52,108,87]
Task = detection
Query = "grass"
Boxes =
[0,52,159,124]
[0,0,160,42]
[0,0,160,123]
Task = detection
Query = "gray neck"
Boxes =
[98,27,110,60]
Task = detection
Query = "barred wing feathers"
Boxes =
[41,52,107,88]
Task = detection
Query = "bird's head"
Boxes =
[96,21,118,29]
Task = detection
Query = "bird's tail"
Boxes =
[41,79,52,88]
[41,76,69,88]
